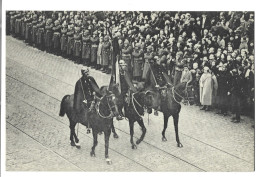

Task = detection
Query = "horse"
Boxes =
[146,82,187,148]
[111,82,159,149]
[59,85,120,164]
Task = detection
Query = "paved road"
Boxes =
[5,36,255,171]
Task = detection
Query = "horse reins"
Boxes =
[96,95,114,119]
[132,93,144,118]
[171,87,184,104]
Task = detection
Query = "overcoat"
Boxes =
[199,73,213,106]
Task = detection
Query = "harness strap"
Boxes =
[147,62,159,86]
[96,96,113,119]
[132,93,144,118]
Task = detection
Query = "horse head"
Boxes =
[98,86,121,119]
[143,90,161,110]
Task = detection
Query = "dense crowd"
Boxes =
[6,11,255,122]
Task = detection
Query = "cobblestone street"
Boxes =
[5,36,255,171]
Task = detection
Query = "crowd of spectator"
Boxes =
[6,11,255,122]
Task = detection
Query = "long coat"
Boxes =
[97,42,103,65]
[73,76,101,113]
[142,52,154,80]
[101,41,111,66]
[45,24,54,48]
[66,31,74,55]
[121,46,133,73]
[199,73,214,106]
[91,36,99,63]
[73,33,82,57]
[60,28,68,53]
[53,25,61,50]
[132,49,144,77]
[82,35,91,60]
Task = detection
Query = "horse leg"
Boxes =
[104,129,112,165]
[72,123,81,148]
[111,121,119,139]
[162,114,170,142]
[173,114,183,148]
[129,120,137,149]
[90,130,98,157]
[136,119,146,145]
[69,120,76,146]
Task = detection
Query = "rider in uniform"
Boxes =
[74,67,123,121]
[145,49,172,89]
[117,60,137,118]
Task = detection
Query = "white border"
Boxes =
[1,0,259,177]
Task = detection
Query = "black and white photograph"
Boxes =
[1,0,258,175]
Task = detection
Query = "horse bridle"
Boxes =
[96,93,116,119]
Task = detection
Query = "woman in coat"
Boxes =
[199,66,214,111]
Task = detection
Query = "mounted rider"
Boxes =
[145,49,173,90]
[74,67,123,121]
[117,60,137,117]
[74,67,102,113]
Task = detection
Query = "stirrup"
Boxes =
[87,128,91,134]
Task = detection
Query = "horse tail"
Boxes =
[59,95,70,117]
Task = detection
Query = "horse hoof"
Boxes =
[75,142,81,148]
[162,137,167,142]
[136,139,142,145]
[132,144,137,149]
[113,133,119,139]
[90,151,96,157]
[106,158,112,165]
[177,143,183,148]
[70,142,76,146]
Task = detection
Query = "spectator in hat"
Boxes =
[229,66,245,123]
[199,66,214,111]
[132,43,144,81]
[142,45,155,81]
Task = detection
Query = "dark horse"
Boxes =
[112,83,159,149]
[59,85,120,164]
[146,82,187,147]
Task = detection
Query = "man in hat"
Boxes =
[45,18,54,53]
[173,51,184,86]
[145,49,172,89]
[229,66,245,123]
[116,60,136,118]
[82,29,92,66]
[53,20,62,55]
[121,39,133,75]
[36,15,46,51]
[142,45,155,81]
[74,67,102,112]
[66,24,75,60]
[132,43,144,81]
[90,31,99,69]
[60,22,68,57]
[73,26,82,63]
[31,14,38,46]
[101,35,111,73]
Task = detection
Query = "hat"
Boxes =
[119,60,127,66]
[81,67,89,75]
[135,43,141,48]
[147,45,153,51]
[124,39,129,45]
[203,66,210,71]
